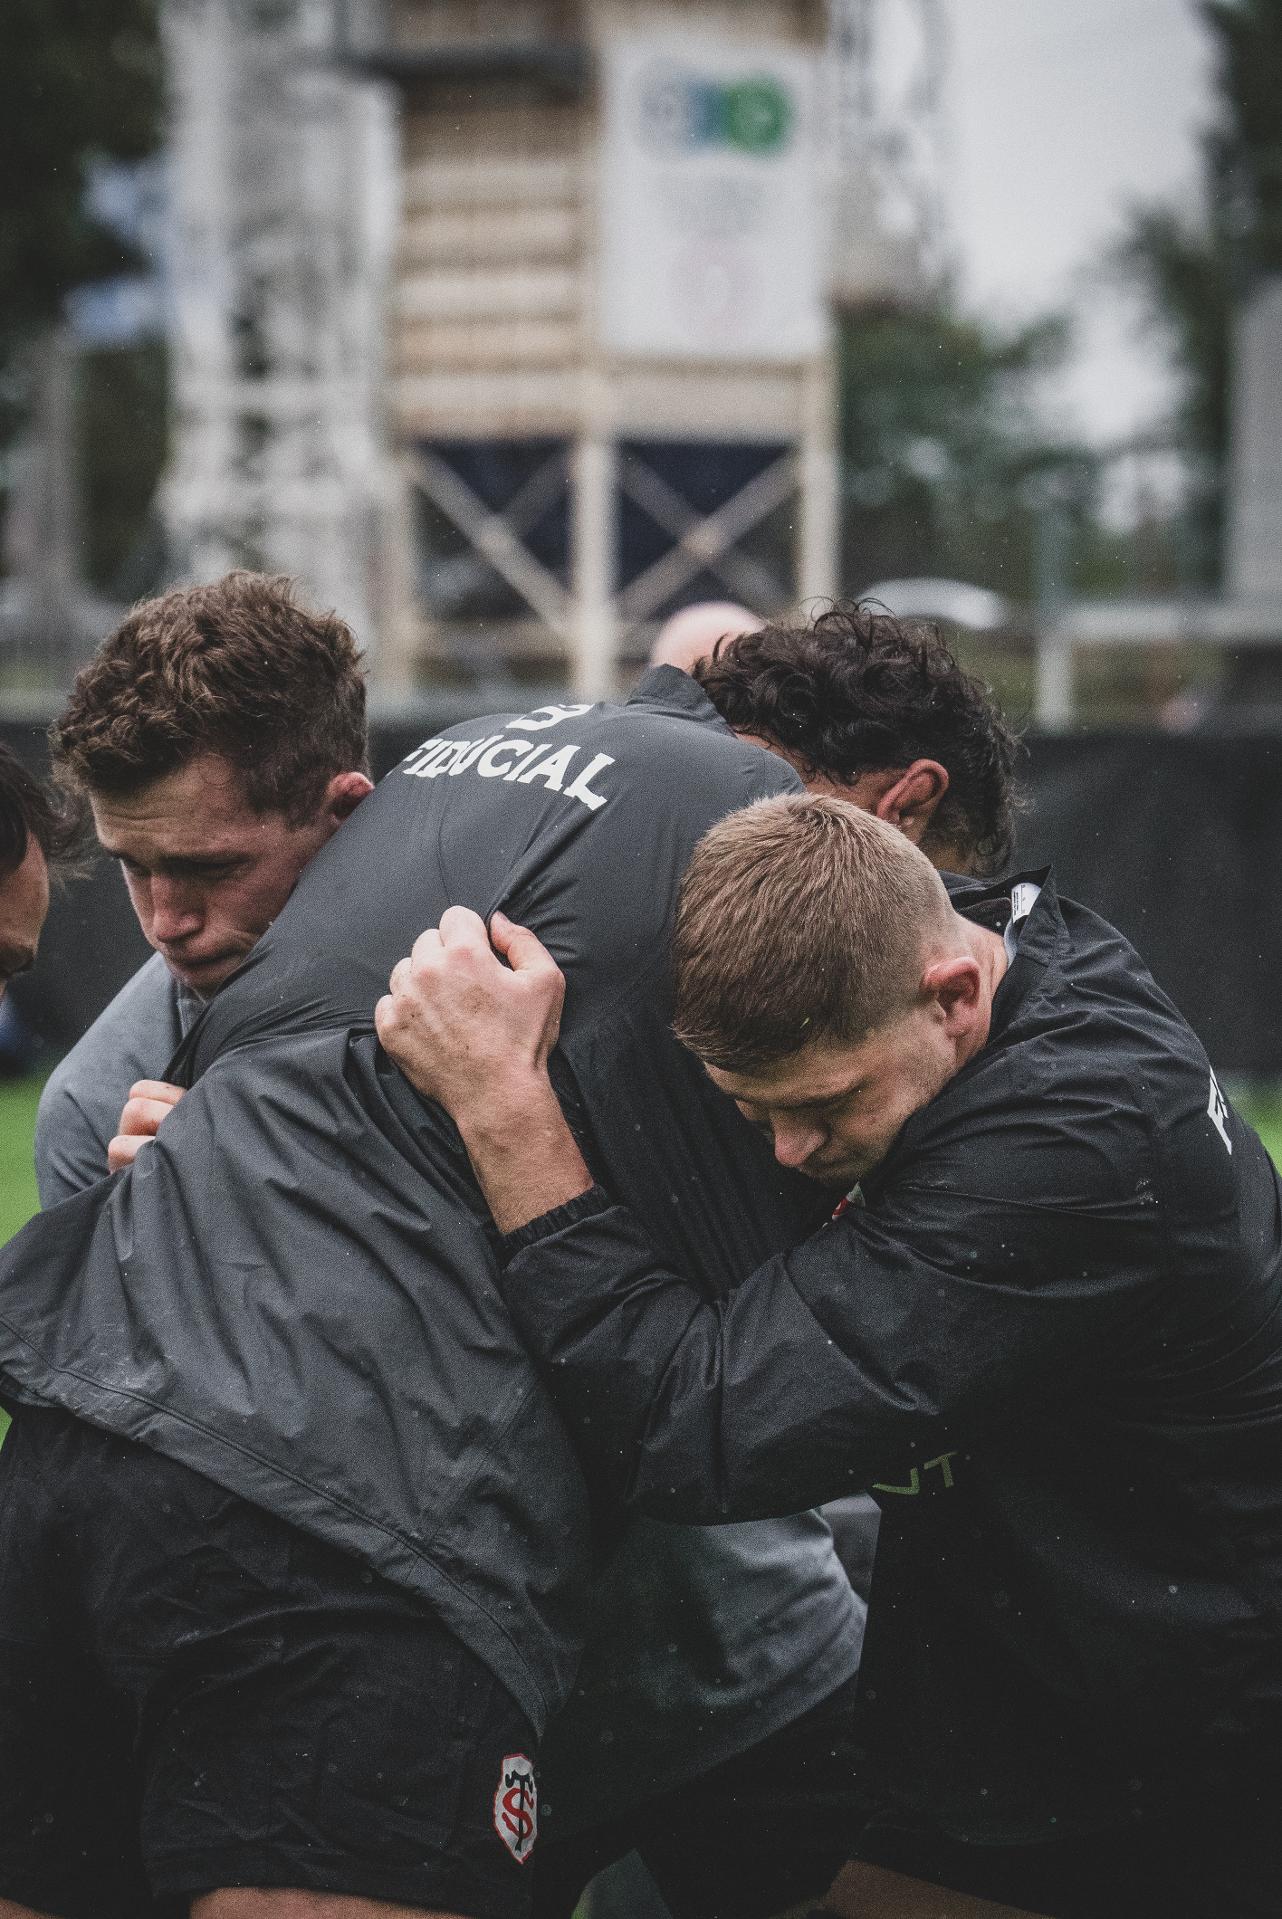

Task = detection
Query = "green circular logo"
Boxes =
[723,78,792,154]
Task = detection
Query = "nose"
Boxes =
[770,1119,827,1170]
[147,877,204,947]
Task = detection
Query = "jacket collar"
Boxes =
[626,665,732,730]
[944,866,1060,1039]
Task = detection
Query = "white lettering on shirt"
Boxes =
[501,741,545,781]
[509,703,593,732]
[400,722,615,813]
[402,736,448,777]
[476,738,532,778]
[563,752,614,813]
[516,744,579,792]
[448,735,505,776]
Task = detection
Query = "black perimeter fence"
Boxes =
[5,716,1281,1073]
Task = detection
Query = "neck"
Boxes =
[956,916,1007,1067]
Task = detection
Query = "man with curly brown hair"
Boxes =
[34,572,372,1202]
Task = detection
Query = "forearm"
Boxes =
[500,1199,872,1521]
[455,1070,593,1236]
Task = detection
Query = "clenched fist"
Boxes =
[376,907,591,1234]
[375,907,565,1125]
[108,1079,185,1173]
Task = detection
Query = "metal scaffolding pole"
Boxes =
[161,0,397,652]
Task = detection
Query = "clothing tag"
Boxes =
[1003,881,1043,963]
[1010,880,1042,926]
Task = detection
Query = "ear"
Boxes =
[322,770,374,824]
[921,954,983,1035]
[875,760,949,846]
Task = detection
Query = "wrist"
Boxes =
[454,1067,592,1237]
[454,1066,561,1153]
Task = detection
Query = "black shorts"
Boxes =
[0,1404,539,1919]
[531,1671,874,1919]
[853,1681,1282,1919]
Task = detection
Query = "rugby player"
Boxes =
[0,744,75,1004]
[648,600,762,672]
[0,603,1015,1919]
[82,598,1019,1919]
[527,614,1015,1919]
[378,797,1282,1919]
[33,573,374,1202]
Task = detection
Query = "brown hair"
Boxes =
[673,794,953,1075]
[0,744,84,879]
[51,573,368,823]
[693,603,1019,876]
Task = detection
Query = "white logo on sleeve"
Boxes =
[1207,1071,1232,1155]
[493,1753,538,1863]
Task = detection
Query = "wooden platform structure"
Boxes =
[351,0,838,693]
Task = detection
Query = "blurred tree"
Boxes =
[1204,0,1282,273]
[838,302,1095,603]
[78,342,168,596]
[1113,0,1282,586]
[0,0,161,417]
[0,0,164,599]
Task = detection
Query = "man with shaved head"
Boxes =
[649,599,762,673]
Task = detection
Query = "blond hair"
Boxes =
[673,794,953,1073]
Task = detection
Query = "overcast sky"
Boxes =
[945,0,1215,444]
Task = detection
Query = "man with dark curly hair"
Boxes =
[691,605,1016,879]
[0,742,80,1002]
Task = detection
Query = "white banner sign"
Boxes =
[600,35,825,363]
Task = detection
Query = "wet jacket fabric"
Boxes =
[0,671,861,1747]
[34,956,199,1206]
[498,874,1282,1838]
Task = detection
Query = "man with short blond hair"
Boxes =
[671,797,954,1077]
[377,792,1282,1919]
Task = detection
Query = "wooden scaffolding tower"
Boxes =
[353,0,839,695]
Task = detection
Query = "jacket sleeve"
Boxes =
[34,956,182,1207]
[34,1072,115,1206]
[500,1170,1156,1523]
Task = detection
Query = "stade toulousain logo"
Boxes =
[493,1753,538,1864]
[637,63,794,156]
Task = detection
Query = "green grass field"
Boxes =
[4,1074,1282,1241]
[4,1077,1282,1247]
[0,1076,41,1241]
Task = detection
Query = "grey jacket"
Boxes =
[4,673,861,1754]
[35,955,198,1207]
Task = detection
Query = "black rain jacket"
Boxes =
[498,874,1282,1835]
[0,672,851,1736]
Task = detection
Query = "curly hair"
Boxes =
[692,602,1019,875]
[51,573,368,824]
[0,743,84,880]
